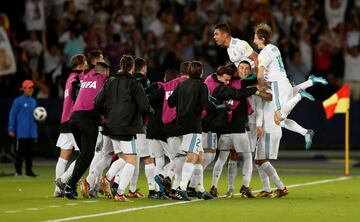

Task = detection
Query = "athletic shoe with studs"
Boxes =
[209,185,219,198]
[114,194,133,202]
[99,176,112,199]
[305,129,314,150]
[309,75,328,85]
[271,187,289,198]
[255,191,273,198]
[240,185,255,198]
[225,189,235,198]
[127,189,145,198]
[198,191,214,200]
[79,179,90,198]
[187,187,198,197]
[175,188,190,201]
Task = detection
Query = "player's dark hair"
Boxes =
[164,68,179,82]
[87,50,103,65]
[120,55,135,72]
[215,23,231,35]
[180,61,191,76]
[189,61,203,78]
[216,65,229,76]
[239,60,251,69]
[134,57,147,73]
[255,23,272,45]
[71,54,86,70]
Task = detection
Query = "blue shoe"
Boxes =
[304,129,314,150]
[299,89,315,101]
[309,75,328,85]
[154,175,165,193]
[175,188,190,201]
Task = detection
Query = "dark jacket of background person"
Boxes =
[168,77,214,135]
[94,70,153,140]
[146,82,166,141]
[8,94,38,139]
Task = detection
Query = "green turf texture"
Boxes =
[0,166,359,222]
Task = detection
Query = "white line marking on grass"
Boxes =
[43,176,351,222]
[26,208,40,211]
[65,203,79,206]
[82,201,98,203]
[5,210,20,213]
[47,205,61,208]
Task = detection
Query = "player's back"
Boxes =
[259,44,287,82]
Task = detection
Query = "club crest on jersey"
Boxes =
[81,81,97,89]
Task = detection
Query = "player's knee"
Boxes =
[255,160,268,165]
[60,149,72,160]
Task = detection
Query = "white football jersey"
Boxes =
[258,44,287,82]
[227,37,253,67]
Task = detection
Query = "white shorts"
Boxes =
[272,79,293,116]
[167,136,182,157]
[111,137,137,155]
[218,133,251,153]
[101,135,114,155]
[136,134,151,158]
[255,131,282,160]
[202,132,217,150]
[149,139,170,158]
[180,133,203,155]
[56,133,79,151]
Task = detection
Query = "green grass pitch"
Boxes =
[0,164,359,222]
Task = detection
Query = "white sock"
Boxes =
[60,160,75,183]
[241,152,253,188]
[155,156,165,176]
[164,159,176,179]
[55,157,68,179]
[193,164,205,192]
[145,163,156,191]
[180,162,195,190]
[211,151,229,187]
[86,154,112,188]
[227,160,238,191]
[261,162,285,190]
[281,119,307,136]
[255,164,271,192]
[106,158,126,181]
[172,156,186,190]
[293,79,313,94]
[117,164,135,195]
[280,94,301,118]
[202,152,216,170]
[89,151,102,173]
[129,158,140,192]
[114,167,124,185]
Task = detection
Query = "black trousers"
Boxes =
[15,138,35,174]
[67,111,99,189]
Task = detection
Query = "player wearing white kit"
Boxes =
[225,60,265,198]
[254,23,327,150]
[213,23,258,69]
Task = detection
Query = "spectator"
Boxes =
[344,45,360,100]
[8,80,38,177]
[287,50,308,84]
[325,0,348,30]
[23,0,46,32]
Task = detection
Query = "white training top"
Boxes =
[258,44,287,82]
[227,37,253,67]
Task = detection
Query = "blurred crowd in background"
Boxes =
[0,0,360,100]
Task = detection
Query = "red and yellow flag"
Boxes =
[322,84,350,119]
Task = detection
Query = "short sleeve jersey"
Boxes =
[258,44,287,82]
[227,37,253,67]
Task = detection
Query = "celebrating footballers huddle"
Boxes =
[54,23,328,202]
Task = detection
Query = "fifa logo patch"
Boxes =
[81,81,97,89]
